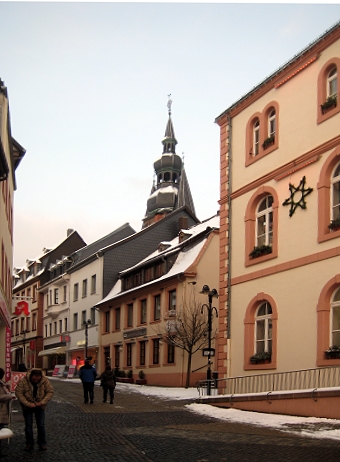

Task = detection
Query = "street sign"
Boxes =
[202,348,215,357]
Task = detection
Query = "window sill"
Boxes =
[246,143,278,167]
[245,250,277,267]
[244,361,276,371]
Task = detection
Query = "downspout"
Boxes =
[226,114,232,374]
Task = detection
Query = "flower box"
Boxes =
[262,135,275,149]
[136,379,147,385]
[116,377,134,384]
[250,352,271,364]
[321,96,337,114]
[249,245,272,259]
[325,347,340,359]
[328,218,340,231]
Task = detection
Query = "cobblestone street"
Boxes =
[2,378,340,461]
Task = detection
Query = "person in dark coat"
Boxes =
[79,360,97,404]
[99,366,116,404]
[15,369,54,452]
[0,368,15,457]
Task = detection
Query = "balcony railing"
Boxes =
[197,366,340,397]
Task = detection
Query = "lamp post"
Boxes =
[83,319,91,359]
[200,285,218,396]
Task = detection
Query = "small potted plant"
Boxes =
[325,345,340,359]
[249,245,272,259]
[328,217,340,232]
[262,135,275,149]
[250,351,271,364]
[136,370,147,385]
[321,95,337,114]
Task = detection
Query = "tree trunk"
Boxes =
[185,350,192,388]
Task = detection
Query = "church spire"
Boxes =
[162,94,177,154]
[142,97,196,229]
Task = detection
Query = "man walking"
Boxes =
[15,369,54,451]
[79,359,97,404]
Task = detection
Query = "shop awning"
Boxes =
[38,346,66,357]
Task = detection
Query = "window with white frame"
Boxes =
[255,302,272,355]
[256,196,273,247]
[331,163,340,221]
[127,303,133,327]
[63,285,67,302]
[253,119,260,156]
[268,109,276,138]
[82,279,87,298]
[154,295,161,321]
[54,288,59,304]
[73,313,78,330]
[168,290,176,311]
[140,299,147,324]
[331,287,340,347]
[74,283,79,302]
[91,274,96,294]
[327,66,338,99]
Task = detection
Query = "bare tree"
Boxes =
[164,298,211,388]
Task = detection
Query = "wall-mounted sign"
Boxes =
[13,300,30,316]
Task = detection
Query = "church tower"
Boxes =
[142,97,196,228]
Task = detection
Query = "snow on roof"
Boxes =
[122,214,219,274]
[97,215,219,306]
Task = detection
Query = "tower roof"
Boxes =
[142,97,196,228]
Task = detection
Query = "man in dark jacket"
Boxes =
[15,369,54,451]
[79,359,97,404]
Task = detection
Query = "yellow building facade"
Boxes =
[216,23,340,379]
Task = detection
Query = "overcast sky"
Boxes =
[1,2,340,267]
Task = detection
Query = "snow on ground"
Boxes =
[56,377,340,441]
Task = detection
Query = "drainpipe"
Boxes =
[226,114,232,375]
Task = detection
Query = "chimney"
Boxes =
[67,229,74,237]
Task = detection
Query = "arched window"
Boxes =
[164,172,171,182]
[244,293,277,370]
[253,119,260,156]
[245,187,278,266]
[255,302,272,355]
[331,287,340,347]
[327,66,338,99]
[331,163,340,221]
[318,146,340,242]
[317,58,340,124]
[256,196,273,247]
[268,109,276,138]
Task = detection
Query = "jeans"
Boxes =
[82,382,94,403]
[22,406,46,446]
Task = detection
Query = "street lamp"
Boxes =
[200,285,218,396]
[83,319,91,359]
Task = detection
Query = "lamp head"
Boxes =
[200,285,210,294]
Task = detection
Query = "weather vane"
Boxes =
[167,94,172,116]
